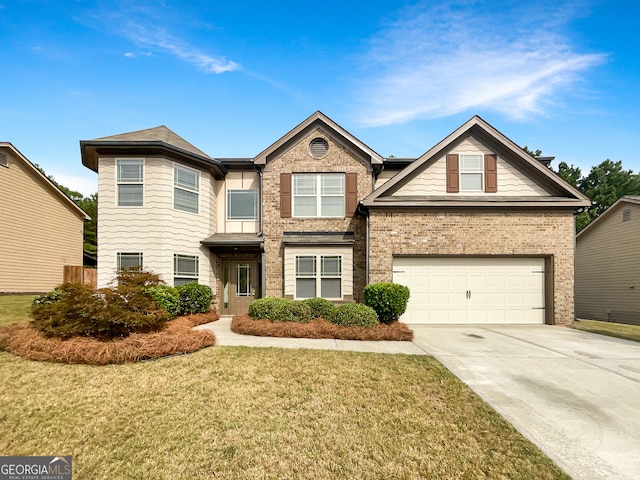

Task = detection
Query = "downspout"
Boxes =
[255,164,266,298]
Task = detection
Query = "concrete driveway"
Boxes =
[411,325,640,480]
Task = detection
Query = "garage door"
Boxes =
[392,257,545,324]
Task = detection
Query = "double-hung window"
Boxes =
[117,252,143,271]
[227,189,258,220]
[117,159,143,206]
[174,164,199,213]
[459,154,484,191]
[295,255,342,299]
[174,254,199,286]
[293,173,344,217]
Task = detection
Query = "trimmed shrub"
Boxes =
[301,298,335,320]
[146,285,180,319]
[32,288,63,307]
[177,282,212,315]
[329,303,379,328]
[248,297,310,323]
[364,282,410,324]
[248,297,285,320]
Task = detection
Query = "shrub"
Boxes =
[146,285,180,319]
[301,298,335,320]
[248,297,309,323]
[329,303,379,328]
[364,282,410,324]
[31,282,169,339]
[116,270,164,289]
[177,282,212,315]
[32,288,63,307]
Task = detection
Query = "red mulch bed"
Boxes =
[231,314,414,341]
[0,311,218,365]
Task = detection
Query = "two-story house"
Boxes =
[80,112,589,324]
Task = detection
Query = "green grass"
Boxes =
[0,295,36,326]
[573,319,640,343]
[0,346,569,479]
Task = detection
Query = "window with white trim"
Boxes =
[459,154,483,191]
[117,252,143,271]
[227,189,258,220]
[174,164,199,213]
[295,255,342,299]
[174,254,199,286]
[293,173,344,217]
[117,159,143,206]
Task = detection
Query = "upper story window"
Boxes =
[117,159,144,206]
[227,189,258,220]
[174,164,199,214]
[174,254,199,286]
[293,173,345,217]
[459,154,484,191]
[117,252,143,271]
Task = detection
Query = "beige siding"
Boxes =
[283,246,354,299]
[576,202,640,324]
[97,157,216,292]
[374,169,399,189]
[216,171,260,233]
[395,136,551,196]
[0,149,85,292]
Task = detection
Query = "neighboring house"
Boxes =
[575,196,640,325]
[0,142,90,293]
[80,112,589,324]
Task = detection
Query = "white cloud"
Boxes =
[124,52,136,58]
[354,0,606,126]
[52,173,98,198]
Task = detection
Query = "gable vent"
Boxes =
[309,138,329,158]
[623,208,631,222]
[0,152,7,167]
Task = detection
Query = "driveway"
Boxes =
[411,325,640,480]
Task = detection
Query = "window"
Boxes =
[174,164,199,213]
[227,189,258,220]
[117,159,143,206]
[459,154,483,191]
[0,153,7,167]
[174,254,199,286]
[293,173,344,217]
[117,252,143,271]
[295,255,342,299]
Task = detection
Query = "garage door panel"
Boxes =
[393,257,545,325]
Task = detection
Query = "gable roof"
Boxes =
[254,111,384,168]
[80,125,226,177]
[577,196,640,240]
[362,115,590,209]
[0,142,90,221]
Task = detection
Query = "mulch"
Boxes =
[231,314,414,341]
[0,311,217,365]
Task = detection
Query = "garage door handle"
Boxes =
[466,290,471,299]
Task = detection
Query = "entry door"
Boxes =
[229,260,258,315]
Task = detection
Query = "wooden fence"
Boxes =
[63,266,97,288]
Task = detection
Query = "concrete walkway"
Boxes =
[196,318,640,480]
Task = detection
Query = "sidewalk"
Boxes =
[194,316,429,355]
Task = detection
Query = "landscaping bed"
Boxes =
[231,314,413,341]
[0,312,217,365]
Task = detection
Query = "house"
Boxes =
[0,142,90,293]
[575,196,640,325]
[80,112,589,324]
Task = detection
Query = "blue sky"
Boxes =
[1,0,638,196]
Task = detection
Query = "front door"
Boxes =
[228,260,258,315]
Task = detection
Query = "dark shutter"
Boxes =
[346,173,358,217]
[446,154,459,193]
[484,154,497,193]
[280,173,292,218]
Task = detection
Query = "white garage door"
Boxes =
[392,257,545,325]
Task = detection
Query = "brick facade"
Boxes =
[368,210,576,324]
[261,128,371,302]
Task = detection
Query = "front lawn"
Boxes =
[0,347,569,479]
[0,294,35,326]
[573,319,640,343]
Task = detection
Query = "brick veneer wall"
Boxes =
[368,210,577,325]
[261,128,371,301]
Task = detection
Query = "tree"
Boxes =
[523,146,542,157]
[556,161,582,187]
